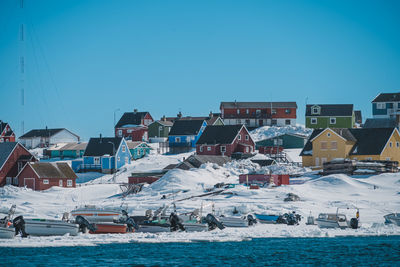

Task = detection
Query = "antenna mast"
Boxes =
[19,0,25,134]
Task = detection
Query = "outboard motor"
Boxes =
[169,213,185,232]
[13,216,28,238]
[350,218,359,229]
[75,215,97,233]
[205,214,225,230]
[247,215,257,226]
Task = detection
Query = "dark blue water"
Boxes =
[2,236,400,266]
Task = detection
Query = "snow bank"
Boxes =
[250,125,312,142]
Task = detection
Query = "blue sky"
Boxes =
[1,0,400,140]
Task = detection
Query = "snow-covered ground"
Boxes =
[1,152,400,247]
[250,125,312,142]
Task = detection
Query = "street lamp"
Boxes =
[108,141,116,183]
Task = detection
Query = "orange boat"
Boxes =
[89,223,129,234]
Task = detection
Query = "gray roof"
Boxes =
[372,93,400,103]
[0,142,18,170]
[363,118,397,129]
[20,128,65,139]
[177,155,231,170]
[306,104,354,117]
[220,102,297,109]
[29,162,77,179]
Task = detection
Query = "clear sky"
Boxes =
[1,0,400,140]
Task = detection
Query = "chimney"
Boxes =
[99,133,102,143]
[162,115,166,122]
[45,126,48,131]
[177,111,182,118]
[133,109,138,114]
[209,111,213,118]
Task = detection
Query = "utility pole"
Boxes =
[20,0,25,135]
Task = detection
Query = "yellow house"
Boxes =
[300,127,400,168]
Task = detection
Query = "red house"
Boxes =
[196,125,255,157]
[0,120,16,143]
[239,174,289,186]
[220,102,297,127]
[17,162,77,191]
[115,110,154,141]
[0,142,36,187]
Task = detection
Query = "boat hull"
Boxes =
[384,213,400,226]
[90,223,127,234]
[183,223,208,232]
[315,219,348,229]
[0,227,15,239]
[136,224,171,233]
[219,217,248,228]
[71,209,122,223]
[25,219,79,236]
[254,214,279,224]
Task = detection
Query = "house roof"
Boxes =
[372,93,400,102]
[305,104,354,117]
[300,128,396,156]
[363,118,397,128]
[61,142,87,151]
[126,141,150,150]
[220,102,297,109]
[0,121,13,136]
[84,137,123,156]
[177,155,231,170]
[256,133,308,143]
[155,120,174,127]
[165,115,222,125]
[29,162,77,179]
[169,120,205,136]
[196,125,244,145]
[19,128,66,139]
[115,112,149,128]
[0,142,18,170]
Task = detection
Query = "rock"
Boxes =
[284,193,300,202]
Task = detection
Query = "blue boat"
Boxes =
[254,213,279,224]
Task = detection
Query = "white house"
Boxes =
[19,128,80,149]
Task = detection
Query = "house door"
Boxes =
[315,157,320,167]
[259,120,263,126]
[24,178,35,190]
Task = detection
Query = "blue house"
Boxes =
[168,120,207,153]
[127,141,151,160]
[72,136,131,173]
[372,93,400,128]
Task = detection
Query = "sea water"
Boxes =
[2,236,400,266]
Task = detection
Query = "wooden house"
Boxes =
[115,110,153,141]
[196,125,255,157]
[126,141,151,160]
[148,119,174,139]
[0,120,16,142]
[305,104,355,129]
[72,136,131,173]
[47,142,87,159]
[256,133,308,152]
[19,127,80,149]
[0,142,36,186]
[17,162,77,191]
[168,120,207,153]
[220,102,297,127]
[372,92,400,127]
[300,127,400,168]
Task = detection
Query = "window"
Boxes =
[246,147,249,153]
[59,180,63,187]
[274,139,278,145]
[285,109,291,114]
[320,141,328,150]
[271,119,277,125]
[321,158,327,165]
[278,139,283,145]
[331,141,337,150]
[311,118,317,124]
[237,109,240,114]
[285,120,291,125]
[315,157,320,166]
[118,156,120,162]
[122,145,126,152]
[246,109,249,114]
[125,157,129,164]
[386,157,391,161]
[366,157,372,160]
[236,119,241,124]
[327,132,331,137]
[127,129,132,133]
[67,180,73,187]
[390,142,393,148]
[245,135,249,140]
[207,146,211,151]
[43,179,49,185]
[6,177,12,185]
[159,126,163,131]
[397,142,399,148]
[200,146,203,152]
[311,106,320,114]
[238,134,241,140]
[245,119,250,125]
[330,118,336,124]
[256,110,261,116]
[118,130,122,137]
[376,103,385,109]
[220,146,226,152]
[175,137,181,143]
[271,109,277,115]
[0,138,3,143]
[94,157,100,165]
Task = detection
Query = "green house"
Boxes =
[256,133,308,149]
[305,104,355,129]
[127,141,151,160]
[148,120,173,138]
[47,142,87,158]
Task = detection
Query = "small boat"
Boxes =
[0,205,16,239]
[89,222,127,234]
[218,216,248,227]
[136,221,171,233]
[315,213,348,229]
[384,213,400,226]
[254,213,279,224]
[71,205,122,223]
[24,218,79,236]
[0,226,14,239]
[182,221,208,232]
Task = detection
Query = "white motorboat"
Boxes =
[24,218,79,236]
[71,205,123,223]
[315,213,348,229]
[0,226,15,239]
[218,216,248,228]
[0,205,16,239]
[384,213,400,226]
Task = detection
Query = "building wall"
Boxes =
[379,130,400,163]
[305,116,354,129]
[372,102,389,116]
[115,139,132,168]
[169,121,207,148]
[0,144,34,186]
[223,118,296,127]
[51,130,79,144]
[256,134,307,149]
[148,122,171,138]
[222,107,296,119]
[115,127,148,141]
